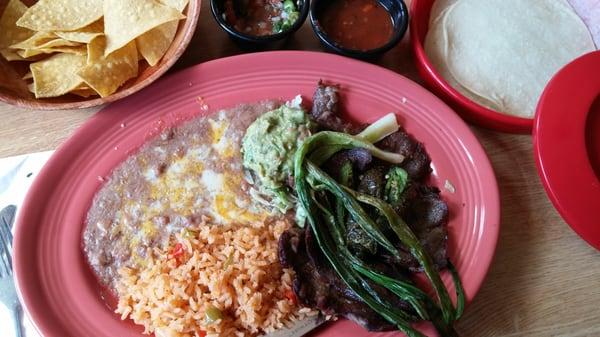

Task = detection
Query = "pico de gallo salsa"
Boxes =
[224,0,300,36]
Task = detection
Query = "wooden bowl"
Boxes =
[0,0,201,110]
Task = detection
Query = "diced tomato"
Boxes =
[196,330,207,337]
[285,289,297,305]
[168,243,185,260]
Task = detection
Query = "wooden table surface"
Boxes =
[1,1,599,336]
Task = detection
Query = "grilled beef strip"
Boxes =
[311,81,363,134]
[279,226,415,331]
[277,82,449,331]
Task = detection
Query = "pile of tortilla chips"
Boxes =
[0,0,187,98]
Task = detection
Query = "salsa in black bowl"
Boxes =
[310,0,408,59]
[211,0,310,48]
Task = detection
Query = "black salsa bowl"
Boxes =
[211,0,310,49]
[310,0,409,59]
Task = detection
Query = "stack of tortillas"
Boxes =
[425,0,596,118]
[0,0,187,98]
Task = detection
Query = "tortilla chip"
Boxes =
[16,0,103,31]
[0,48,24,61]
[103,0,185,55]
[78,39,138,97]
[136,0,188,66]
[18,45,87,58]
[16,49,38,58]
[159,0,189,11]
[86,36,104,65]
[55,20,104,44]
[0,0,33,50]
[22,71,32,80]
[37,38,81,49]
[30,53,86,98]
[136,21,178,66]
[9,31,56,50]
[75,83,91,90]
[1,48,45,61]
[71,88,97,98]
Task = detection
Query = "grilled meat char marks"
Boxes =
[311,81,363,134]
[386,184,449,271]
[279,226,412,331]
[278,82,449,331]
[377,129,432,181]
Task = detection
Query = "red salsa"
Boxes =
[319,0,393,51]
[224,0,300,36]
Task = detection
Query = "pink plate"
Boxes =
[534,51,600,251]
[14,51,500,337]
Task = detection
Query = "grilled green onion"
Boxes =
[292,127,465,336]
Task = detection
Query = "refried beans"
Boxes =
[83,101,282,290]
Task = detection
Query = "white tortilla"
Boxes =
[425,0,500,111]
[425,0,596,118]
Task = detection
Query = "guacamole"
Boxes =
[241,103,313,212]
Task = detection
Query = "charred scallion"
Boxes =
[293,125,465,336]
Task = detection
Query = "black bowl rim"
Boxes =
[210,0,310,43]
[309,0,409,58]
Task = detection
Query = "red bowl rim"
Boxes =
[409,0,533,134]
[532,51,600,251]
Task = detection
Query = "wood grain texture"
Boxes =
[1,1,599,336]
